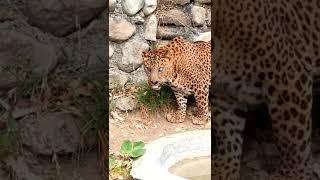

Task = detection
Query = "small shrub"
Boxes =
[73,80,107,138]
[135,84,174,111]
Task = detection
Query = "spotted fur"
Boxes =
[142,36,211,125]
[212,0,320,179]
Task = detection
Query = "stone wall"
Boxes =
[109,0,212,90]
[0,1,106,179]
[0,0,107,90]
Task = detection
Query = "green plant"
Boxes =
[109,97,116,112]
[0,115,19,157]
[108,140,146,180]
[120,140,146,159]
[73,80,107,138]
[71,79,107,177]
[109,154,116,168]
[0,59,46,99]
[135,83,174,111]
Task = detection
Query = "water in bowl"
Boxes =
[169,156,211,180]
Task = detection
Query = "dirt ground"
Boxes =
[109,105,211,154]
[109,101,320,179]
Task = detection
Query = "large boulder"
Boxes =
[144,14,158,41]
[158,9,190,26]
[15,0,106,37]
[115,97,137,111]
[122,0,144,16]
[109,69,129,90]
[191,5,206,26]
[117,38,149,73]
[156,26,188,40]
[4,156,42,180]
[109,0,117,12]
[0,30,57,89]
[109,17,136,42]
[129,67,148,84]
[143,0,157,15]
[19,113,81,155]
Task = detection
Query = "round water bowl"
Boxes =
[130,130,211,180]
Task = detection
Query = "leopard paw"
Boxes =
[166,112,185,123]
[191,115,208,125]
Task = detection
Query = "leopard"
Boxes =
[142,36,211,125]
[212,0,320,179]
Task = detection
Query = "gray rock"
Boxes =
[191,5,206,26]
[144,15,158,41]
[0,7,16,21]
[156,26,188,40]
[4,156,42,180]
[195,0,211,3]
[115,97,137,111]
[158,9,190,26]
[117,38,149,73]
[62,16,107,81]
[109,17,136,42]
[193,31,211,42]
[19,112,81,155]
[129,67,148,84]
[0,30,57,89]
[14,0,106,37]
[109,44,114,58]
[109,70,129,89]
[131,15,145,25]
[122,0,144,16]
[143,0,157,15]
[206,8,211,26]
[109,0,117,12]
[174,0,190,5]
[154,40,170,48]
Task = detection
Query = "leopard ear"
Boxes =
[165,49,174,58]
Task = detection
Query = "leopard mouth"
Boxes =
[152,84,161,91]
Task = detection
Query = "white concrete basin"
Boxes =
[130,130,211,180]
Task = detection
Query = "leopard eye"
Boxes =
[159,67,165,73]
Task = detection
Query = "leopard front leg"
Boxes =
[192,87,210,125]
[211,93,247,180]
[166,92,187,123]
[265,75,313,180]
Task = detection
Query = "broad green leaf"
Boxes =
[120,140,133,155]
[130,148,146,158]
[133,141,145,149]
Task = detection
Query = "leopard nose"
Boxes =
[151,80,158,85]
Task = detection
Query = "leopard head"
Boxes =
[142,48,176,91]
